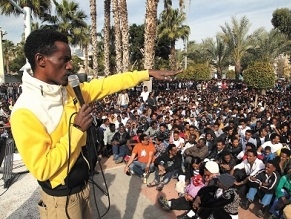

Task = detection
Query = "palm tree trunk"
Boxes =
[169,40,176,70]
[112,0,122,73]
[104,0,111,76]
[217,66,222,79]
[144,0,159,70]
[235,60,241,80]
[120,0,130,72]
[89,0,98,78]
[84,44,89,75]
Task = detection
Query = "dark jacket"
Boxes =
[111,131,130,146]
[154,151,182,172]
[197,185,240,219]
[248,169,280,194]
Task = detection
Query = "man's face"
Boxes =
[247,152,256,163]
[245,132,252,140]
[217,142,225,151]
[41,41,72,86]
[265,163,276,175]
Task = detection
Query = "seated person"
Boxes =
[231,149,265,197]
[158,173,204,212]
[218,150,236,174]
[124,134,156,177]
[269,164,291,219]
[236,142,263,161]
[153,135,167,159]
[111,125,131,160]
[147,144,182,191]
[202,160,220,186]
[114,139,137,164]
[273,148,291,176]
[178,173,239,219]
[262,145,275,163]
[226,137,242,162]
[240,160,280,218]
[207,139,228,161]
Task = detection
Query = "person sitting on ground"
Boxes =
[269,164,291,219]
[147,144,182,191]
[178,173,239,219]
[114,139,136,164]
[257,133,283,156]
[124,134,156,177]
[153,135,167,159]
[231,149,265,197]
[208,139,228,161]
[202,160,220,186]
[218,150,236,174]
[262,145,275,163]
[226,137,242,162]
[158,173,205,213]
[183,138,208,170]
[273,148,291,176]
[240,160,280,218]
[111,124,131,160]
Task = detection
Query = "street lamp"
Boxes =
[0,27,7,84]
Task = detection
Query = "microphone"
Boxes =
[68,75,85,106]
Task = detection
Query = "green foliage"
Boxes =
[179,64,211,81]
[271,8,291,39]
[71,55,83,74]
[226,70,236,80]
[243,61,275,89]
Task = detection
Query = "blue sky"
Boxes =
[1,0,291,48]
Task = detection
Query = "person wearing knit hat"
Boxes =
[203,160,220,186]
[217,173,236,189]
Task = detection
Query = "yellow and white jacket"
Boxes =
[11,70,149,188]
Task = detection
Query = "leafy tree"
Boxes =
[181,63,211,81]
[226,70,235,80]
[271,8,291,39]
[243,61,275,105]
[244,61,275,89]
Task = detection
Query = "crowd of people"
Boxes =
[1,75,291,219]
[89,78,291,219]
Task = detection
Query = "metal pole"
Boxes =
[0,28,6,83]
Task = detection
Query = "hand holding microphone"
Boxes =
[68,74,93,132]
[73,104,94,132]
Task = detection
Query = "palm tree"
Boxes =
[112,0,122,73]
[120,0,129,72]
[42,0,87,45]
[220,16,264,80]
[103,0,111,76]
[2,40,15,74]
[202,35,229,79]
[0,0,51,18]
[248,29,291,62]
[144,0,159,69]
[89,0,98,77]
[157,7,190,70]
[73,25,91,74]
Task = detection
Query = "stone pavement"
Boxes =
[0,156,269,219]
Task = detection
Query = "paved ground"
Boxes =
[0,156,270,219]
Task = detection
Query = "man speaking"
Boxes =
[10,29,179,219]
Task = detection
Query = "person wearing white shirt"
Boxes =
[231,149,265,196]
[238,119,251,138]
[140,86,150,102]
[257,133,283,155]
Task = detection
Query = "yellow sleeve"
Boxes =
[11,109,84,181]
[81,70,149,102]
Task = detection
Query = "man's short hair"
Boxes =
[24,29,68,71]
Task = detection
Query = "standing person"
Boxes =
[140,85,150,103]
[117,90,129,108]
[10,29,179,219]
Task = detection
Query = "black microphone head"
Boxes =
[68,74,80,88]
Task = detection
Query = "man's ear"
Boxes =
[35,53,46,67]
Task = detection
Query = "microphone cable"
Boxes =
[66,112,111,219]
[86,124,111,219]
